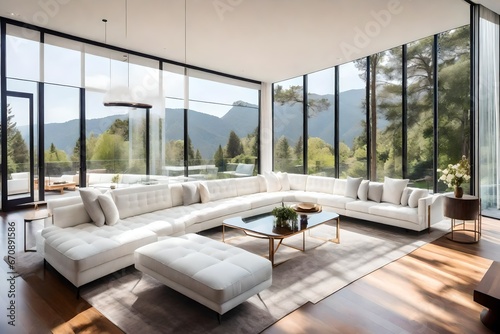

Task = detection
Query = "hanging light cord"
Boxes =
[102,18,107,43]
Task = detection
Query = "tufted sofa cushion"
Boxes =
[306,176,335,194]
[234,176,261,196]
[111,184,173,219]
[199,179,238,202]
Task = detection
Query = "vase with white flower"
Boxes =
[437,155,471,198]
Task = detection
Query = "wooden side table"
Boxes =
[443,194,481,243]
[24,209,50,252]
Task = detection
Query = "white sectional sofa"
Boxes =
[37,173,445,292]
[8,172,30,195]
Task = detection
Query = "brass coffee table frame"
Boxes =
[222,212,340,266]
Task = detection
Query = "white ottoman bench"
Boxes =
[134,233,272,320]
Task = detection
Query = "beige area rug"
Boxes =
[11,218,451,334]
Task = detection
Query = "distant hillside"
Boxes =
[18,89,368,159]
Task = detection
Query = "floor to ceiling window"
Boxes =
[272,24,472,195]
[273,76,304,173]
[1,18,260,209]
[188,72,259,180]
[3,25,40,207]
[162,64,185,179]
[307,68,335,176]
[369,47,403,181]
[84,46,130,180]
[405,36,435,189]
[43,35,82,197]
[437,25,471,193]
[338,60,367,179]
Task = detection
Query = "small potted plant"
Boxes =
[271,204,298,229]
[110,174,120,189]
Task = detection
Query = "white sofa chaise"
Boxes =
[38,173,445,293]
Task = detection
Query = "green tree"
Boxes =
[71,138,80,162]
[307,137,334,174]
[194,149,202,164]
[45,143,71,176]
[165,140,184,165]
[250,127,259,157]
[86,133,98,166]
[226,130,243,158]
[108,118,129,141]
[275,135,292,171]
[91,133,127,173]
[214,145,224,170]
[187,136,196,165]
[2,104,29,174]
[294,136,303,162]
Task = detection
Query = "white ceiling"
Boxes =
[0,0,494,83]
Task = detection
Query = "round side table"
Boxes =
[443,194,481,243]
[24,209,50,252]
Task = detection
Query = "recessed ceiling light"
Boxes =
[9,12,20,17]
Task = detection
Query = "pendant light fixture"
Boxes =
[103,0,152,109]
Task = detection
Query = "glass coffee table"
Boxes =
[222,211,339,266]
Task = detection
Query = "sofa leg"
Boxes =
[217,313,222,324]
[76,287,80,300]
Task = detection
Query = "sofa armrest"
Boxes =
[419,193,445,227]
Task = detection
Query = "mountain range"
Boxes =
[19,89,367,159]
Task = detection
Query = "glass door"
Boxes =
[2,92,35,209]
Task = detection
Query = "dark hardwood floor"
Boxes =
[1,206,498,333]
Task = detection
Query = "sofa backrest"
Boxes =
[234,176,262,196]
[199,178,237,203]
[287,173,308,190]
[88,173,115,185]
[306,176,335,194]
[11,172,29,180]
[111,184,173,219]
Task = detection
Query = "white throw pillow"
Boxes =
[182,182,200,206]
[277,172,290,191]
[345,176,363,199]
[199,182,210,203]
[400,187,413,206]
[408,189,428,208]
[98,193,120,226]
[79,188,105,227]
[264,172,281,192]
[381,177,409,205]
[332,179,347,195]
[357,180,369,201]
[367,183,384,203]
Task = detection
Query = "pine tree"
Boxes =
[275,136,291,159]
[226,130,243,158]
[214,145,224,169]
